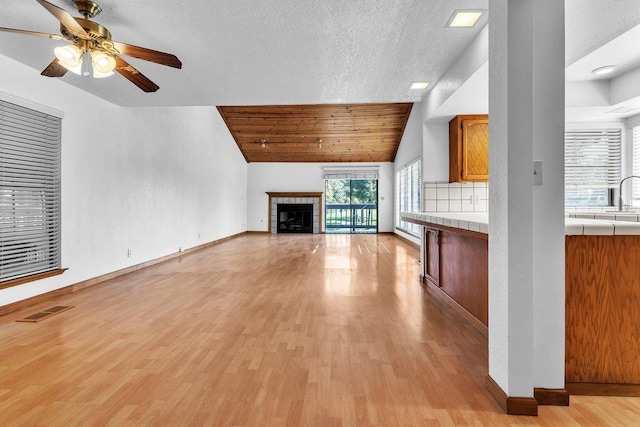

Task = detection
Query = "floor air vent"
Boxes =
[16,305,74,323]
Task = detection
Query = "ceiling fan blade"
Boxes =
[114,56,160,92]
[0,26,65,40]
[111,41,182,69]
[41,59,68,77]
[35,0,89,38]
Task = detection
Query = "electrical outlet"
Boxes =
[198,233,201,239]
[127,249,131,257]
[470,194,480,205]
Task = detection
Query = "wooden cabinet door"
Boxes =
[461,119,489,181]
[424,227,440,286]
[449,114,489,182]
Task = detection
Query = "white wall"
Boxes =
[394,104,423,168]
[0,54,247,308]
[422,123,449,183]
[247,162,394,232]
[393,103,424,244]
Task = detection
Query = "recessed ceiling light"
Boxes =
[447,10,483,28]
[410,82,429,90]
[591,65,617,75]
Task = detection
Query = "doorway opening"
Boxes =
[325,179,378,234]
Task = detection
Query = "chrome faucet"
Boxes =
[618,175,640,211]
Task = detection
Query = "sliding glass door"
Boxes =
[325,179,378,234]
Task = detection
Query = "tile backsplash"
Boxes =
[424,182,488,212]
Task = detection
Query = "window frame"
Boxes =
[395,158,422,237]
[0,95,65,288]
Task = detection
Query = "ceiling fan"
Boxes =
[0,0,182,92]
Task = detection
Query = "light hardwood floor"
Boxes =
[1,234,639,426]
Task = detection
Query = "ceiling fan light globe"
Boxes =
[91,51,116,74]
[93,70,114,78]
[55,59,83,76]
[54,45,82,75]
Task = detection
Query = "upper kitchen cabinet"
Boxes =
[449,115,489,182]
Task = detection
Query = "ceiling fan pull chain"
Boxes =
[81,51,92,77]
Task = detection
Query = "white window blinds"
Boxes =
[0,99,61,283]
[565,128,622,189]
[395,159,421,236]
[633,126,640,205]
[323,166,379,180]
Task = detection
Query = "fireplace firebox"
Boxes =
[277,204,313,233]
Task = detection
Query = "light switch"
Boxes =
[533,160,543,185]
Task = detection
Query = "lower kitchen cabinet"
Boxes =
[421,224,488,333]
[565,234,640,395]
[423,227,440,286]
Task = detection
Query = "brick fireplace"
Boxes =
[266,192,323,234]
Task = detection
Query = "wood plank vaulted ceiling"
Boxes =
[218,103,413,163]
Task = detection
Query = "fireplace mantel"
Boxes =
[266,192,323,233]
[266,192,323,198]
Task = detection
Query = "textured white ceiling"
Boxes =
[565,0,640,67]
[3,1,639,112]
[0,0,488,106]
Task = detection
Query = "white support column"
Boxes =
[531,0,567,400]
[487,0,566,415]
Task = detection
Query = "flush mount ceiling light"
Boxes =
[447,10,483,28]
[410,82,429,90]
[591,65,617,75]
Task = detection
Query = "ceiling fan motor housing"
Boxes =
[72,0,102,18]
[61,18,112,42]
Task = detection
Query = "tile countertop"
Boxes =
[567,212,640,222]
[401,212,640,236]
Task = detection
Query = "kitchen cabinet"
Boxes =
[423,227,440,286]
[416,220,488,336]
[449,114,489,182]
[565,234,640,396]
[405,211,640,397]
[437,227,488,329]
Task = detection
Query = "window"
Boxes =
[1,99,62,283]
[395,159,421,236]
[565,128,621,206]
[633,126,640,206]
